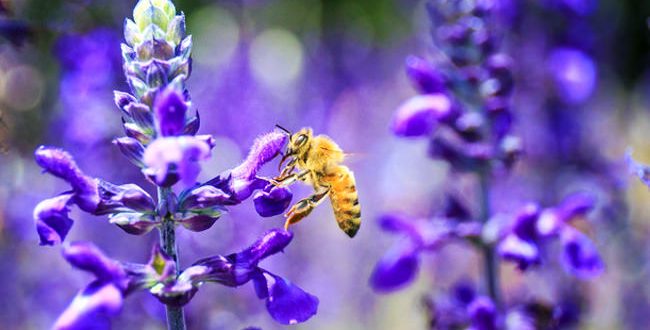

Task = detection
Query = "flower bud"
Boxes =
[404,55,447,94]
[154,87,188,136]
[391,94,454,137]
[113,137,145,167]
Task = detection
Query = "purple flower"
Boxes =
[391,94,455,137]
[142,136,211,187]
[203,130,291,216]
[154,87,188,137]
[53,242,128,330]
[536,192,595,236]
[230,130,288,181]
[468,297,498,330]
[53,281,123,330]
[253,184,293,217]
[34,146,99,213]
[370,214,471,292]
[560,227,604,279]
[163,229,319,324]
[254,271,319,325]
[369,239,420,292]
[423,281,499,330]
[497,195,603,277]
[34,193,74,246]
[497,204,542,270]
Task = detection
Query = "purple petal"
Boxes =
[259,271,319,325]
[109,212,158,235]
[112,184,155,212]
[62,241,125,282]
[34,194,74,246]
[560,227,604,279]
[253,184,293,217]
[114,91,136,114]
[511,203,541,241]
[191,230,293,287]
[34,146,99,212]
[538,193,595,236]
[378,213,424,244]
[452,280,476,306]
[191,255,244,286]
[154,87,188,136]
[177,214,219,232]
[53,281,123,330]
[112,137,145,166]
[555,192,595,222]
[370,240,420,292]
[235,229,293,266]
[391,94,453,137]
[180,185,230,210]
[497,234,540,271]
[405,55,447,94]
[94,180,155,215]
[231,130,288,180]
[142,136,211,187]
[468,296,498,330]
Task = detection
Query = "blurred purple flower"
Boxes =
[497,203,543,270]
[391,94,455,137]
[497,194,603,277]
[424,281,499,330]
[560,228,604,279]
[370,214,479,292]
[405,55,448,94]
[468,297,498,330]
[626,149,650,188]
[546,48,596,105]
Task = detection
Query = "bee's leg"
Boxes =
[284,185,331,229]
[274,158,297,182]
[272,169,310,187]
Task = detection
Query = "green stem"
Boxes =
[478,171,501,306]
[157,187,186,330]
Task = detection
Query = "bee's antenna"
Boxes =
[275,124,291,135]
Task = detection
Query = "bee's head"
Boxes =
[277,127,312,169]
[287,128,312,156]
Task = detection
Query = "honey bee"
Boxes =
[273,126,361,238]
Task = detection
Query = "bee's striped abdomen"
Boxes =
[324,165,361,237]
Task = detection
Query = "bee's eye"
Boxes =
[295,134,308,146]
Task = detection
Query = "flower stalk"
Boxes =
[478,170,500,307]
[157,186,186,330]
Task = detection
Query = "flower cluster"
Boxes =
[391,0,521,171]
[422,280,581,329]
[371,0,605,327]
[32,0,320,328]
[496,193,603,278]
[52,229,317,329]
